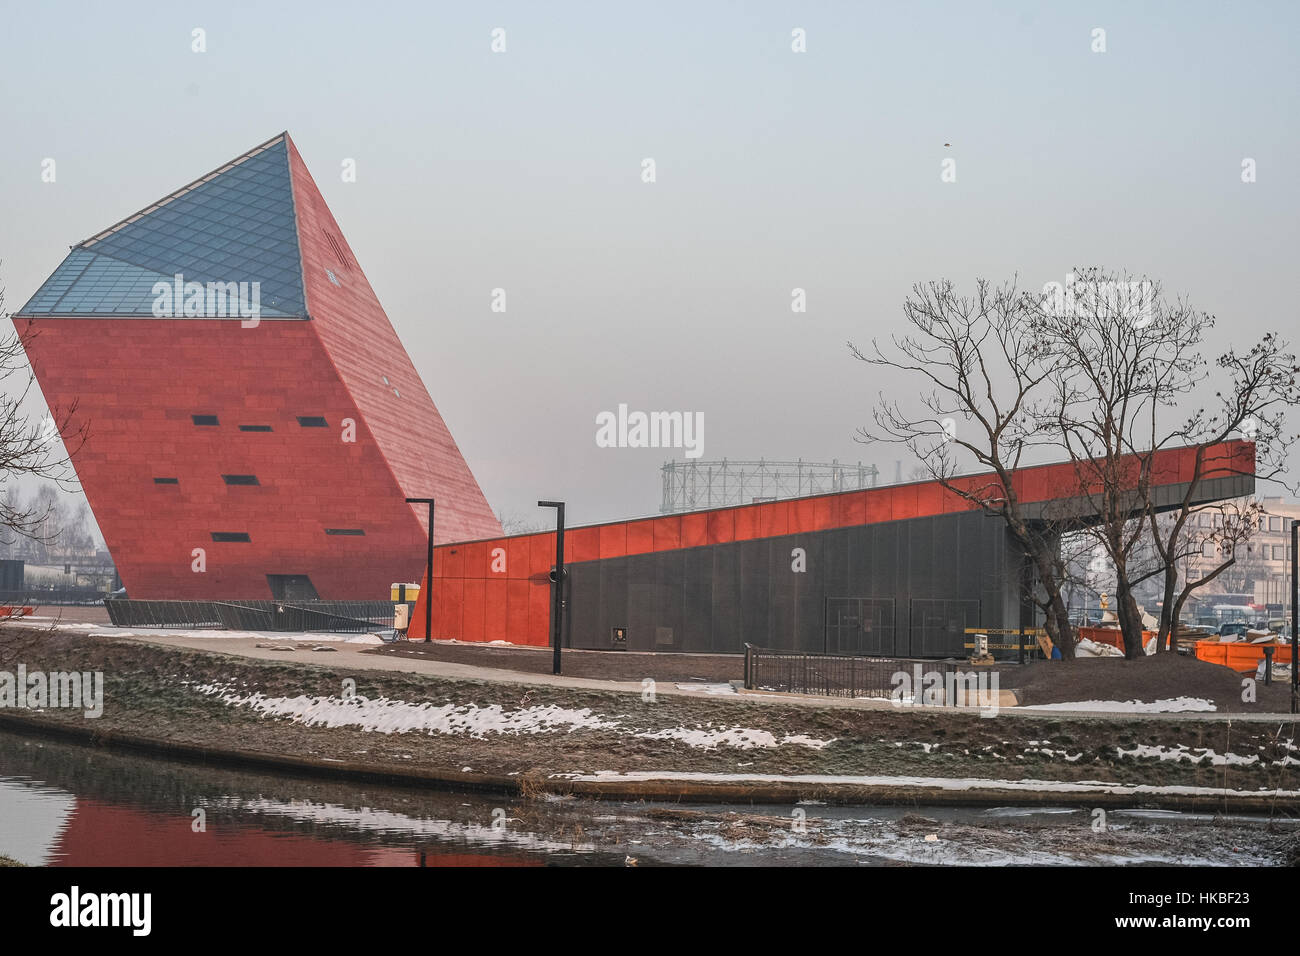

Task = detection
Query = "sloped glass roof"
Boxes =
[17,137,307,318]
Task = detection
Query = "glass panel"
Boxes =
[17,138,307,317]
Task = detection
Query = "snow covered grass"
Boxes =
[1117,743,1299,768]
[192,682,836,751]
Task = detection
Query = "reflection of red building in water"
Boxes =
[46,798,537,867]
[16,133,500,601]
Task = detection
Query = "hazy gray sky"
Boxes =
[2,0,1296,532]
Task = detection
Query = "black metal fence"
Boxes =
[0,588,110,607]
[743,643,964,699]
[103,599,399,633]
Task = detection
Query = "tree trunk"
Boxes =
[1155,568,1179,654]
[1114,578,1146,659]
[1031,549,1075,659]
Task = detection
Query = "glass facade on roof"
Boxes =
[18,138,307,318]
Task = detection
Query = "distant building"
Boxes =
[1178,496,1297,616]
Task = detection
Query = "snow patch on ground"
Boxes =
[556,770,1300,798]
[1115,743,1299,767]
[198,686,618,737]
[1019,697,1217,713]
[193,683,835,751]
[672,683,737,695]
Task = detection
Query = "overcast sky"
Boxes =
[2,0,1296,534]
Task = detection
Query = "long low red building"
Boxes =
[410,441,1255,656]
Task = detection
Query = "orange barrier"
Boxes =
[1195,639,1295,674]
[0,605,33,617]
[1077,626,1161,652]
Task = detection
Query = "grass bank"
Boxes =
[3,628,1300,809]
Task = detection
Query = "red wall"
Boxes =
[18,317,430,599]
[409,440,1255,644]
[286,138,501,544]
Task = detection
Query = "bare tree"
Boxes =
[1028,268,1297,656]
[496,510,545,536]
[0,267,89,568]
[852,278,1080,657]
[1026,270,1201,656]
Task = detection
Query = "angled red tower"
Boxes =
[15,133,500,599]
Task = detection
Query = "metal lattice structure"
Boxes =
[660,459,879,514]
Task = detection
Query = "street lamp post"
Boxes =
[538,500,566,675]
[405,498,435,643]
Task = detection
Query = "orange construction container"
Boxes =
[1195,639,1295,674]
[1077,626,1161,652]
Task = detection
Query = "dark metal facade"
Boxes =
[559,510,1019,657]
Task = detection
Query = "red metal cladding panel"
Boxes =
[507,536,532,579]
[789,498,815,534]
[599,523,627,558]
[483,578,508,639]
[625,520,655,555]
[529,533,558,577]
[461,578,486,643]
[434,580,460,639]
[733,505,761,541]
[440,578,464,641]
[505,580,532,643]
[707,509,734,545]
[681,513,708,548]
[461,541,491,580]
[441,544,465,580]
[1149,451,1181,487]
[846,489,874,525]
[857,489,889,528]
[812,496,835,530]
[286,138,501,546]
[893,483,920,520]
[568,527,600,562]
[652,516,681,551]
[758,502,789,538]
[1017,469,1045,505]
[527,578,552,642]
[915,480,944,517]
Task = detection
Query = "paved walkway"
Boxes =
[74,625,1300,723]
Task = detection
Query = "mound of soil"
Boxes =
[1003,652,1293,713]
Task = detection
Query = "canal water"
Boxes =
[0,729,1293,866]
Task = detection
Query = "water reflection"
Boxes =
[0,729,1291,867]
[0,731,600,867]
